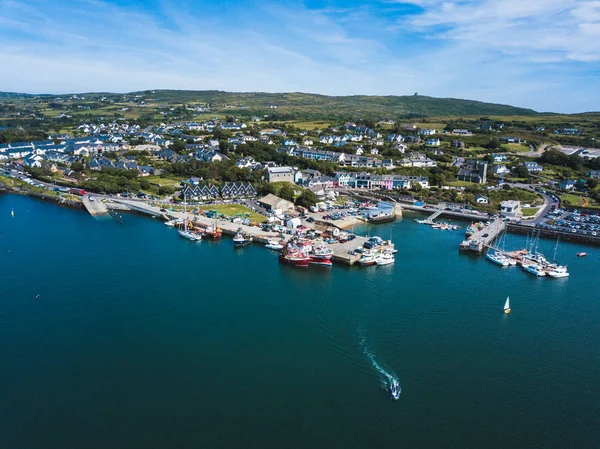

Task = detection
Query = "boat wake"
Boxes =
[359,330,401,400]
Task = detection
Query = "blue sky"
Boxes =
[1,0,599,112]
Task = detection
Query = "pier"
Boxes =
[82,196,109,216]
[459,217,506,253]
[424,208,444,223]
[112,199,393,265]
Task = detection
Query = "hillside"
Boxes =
[0,90,538,118]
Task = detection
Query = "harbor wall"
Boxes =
[507,223,600,246]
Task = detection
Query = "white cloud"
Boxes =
[0,0,598,112]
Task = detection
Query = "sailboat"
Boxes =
[178,194,201,241]
[504,297,511,314]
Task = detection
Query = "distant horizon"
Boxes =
[1,1,599,114]
[5,88,600,115]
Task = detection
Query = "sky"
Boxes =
[0,0,599,113]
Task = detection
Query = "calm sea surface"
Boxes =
[1,194,599,448]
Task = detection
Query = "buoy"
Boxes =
[35,294,39,299]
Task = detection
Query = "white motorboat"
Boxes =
[390,379,401,400]
[522,263,546,276]
[547,269,569,278]
[265,239,284,251]
[375,251,395,266]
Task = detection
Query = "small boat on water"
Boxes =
[504,296,511,314]
[165,218,183,227]
[486,251,510,267]
[375,251,395,266]
[547,269,569,278]
[576,252,587,257]
[390,379,401,400]
[522,263,546,276]
[265,239,284,251]
[178,229,201,241]
[233,229,253,247]
[358,251,377,266]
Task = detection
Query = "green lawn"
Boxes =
[197,204,265,223]
[521,207,539,217]
[501,143,530,153]
[144,176,183,186]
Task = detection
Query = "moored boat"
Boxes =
[233,228,253,247]
[375,251,395,266]
[309,244,333,266]
[265,239,284,251]
[279,248,310,267]
[358,251,377,266]
[486,251,510,267]
[576,252,587,257]
[522,263,546,276]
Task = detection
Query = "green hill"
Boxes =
[1,90,538,118]
[131,90,539,118]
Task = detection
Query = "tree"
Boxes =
[586,178,599,190]
[71,161,84,171]
[485,137,501,150]
[512,165,530,178]
[279,184,295,202]
[296,189,319,208]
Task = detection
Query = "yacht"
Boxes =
[486,251,510,267]
[547,269,569,278]
[178,229,201,241]
[375,251,395,266]
[358,251,377,266]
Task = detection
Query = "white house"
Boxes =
[425,138,441,146]
[475,194,489,204]
[500,200,522,218]
[522,161,543,172]
[589,170,600,179]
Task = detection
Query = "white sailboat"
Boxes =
[504,296,511,314]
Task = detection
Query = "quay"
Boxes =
[507,223,600,246]
[82,196,109,216]
[112,199,394,265]
[459,217,506,253]
[402,203,489,222]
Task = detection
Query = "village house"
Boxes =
[425,138,441,146]
[266,166,295,183]
[589,170,600,179]
[500,200,522,218]
[475,194,489,204]
[522,161,543,173]
[457,160,488,184]
[452,129,473,136]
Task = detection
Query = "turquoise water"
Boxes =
[1,194,599,448]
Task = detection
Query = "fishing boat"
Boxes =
[233,229,253,247]
[504,296,511,314]
[375,251,395,266]
[265,239,284,251]
[576,252,587,257]
[486,250,510,267]
[309,244,333,266]
[390,379,401,400]
[279,248,310,267]
[522,263,546,276]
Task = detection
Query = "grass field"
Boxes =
[144,176,183,186]
[521,207,539,217]
[502,143,531,153]
[197,204,265,222]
